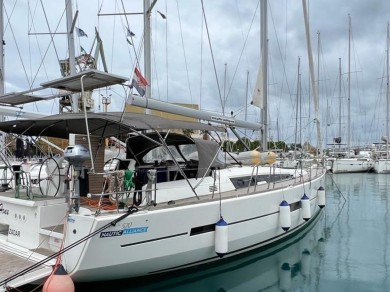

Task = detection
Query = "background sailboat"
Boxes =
[331,15,373,173]
[373,22,390,173]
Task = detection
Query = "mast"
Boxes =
[302,0,322,157]
[0,0,4,148]
[223,63,227,115]
[144,0,152,116]
[65,0,78,112]
[260,0,268,151]
[316,31,320,147]
[294,57,301,159]
[244,70,249,137]
[347,15,351,157]
[386,22,389,159]
[299,65,302,152]
[0,0,3,98]
[338,57,342,149]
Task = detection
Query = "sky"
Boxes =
[2,0,390,147]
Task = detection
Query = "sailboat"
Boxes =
[373,23,390,174]
[331,15,373,174]
[0,0,326,289]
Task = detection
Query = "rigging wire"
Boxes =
[175,0,193,104]
[151,12,163,102]
[200,0,224,114]
[199,3,204,109]
[38,0,64,79]
[109,1,118,74]
[234,0,253,75]
[224,1,260,104]
[268,1,294,111]
[120,0,142,71]
[5,0,66,109]
[3,5,32,90]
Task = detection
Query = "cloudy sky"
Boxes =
[3,0,390,147]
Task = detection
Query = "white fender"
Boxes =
[279,200,291,231]
[301,194,311,221]
[215,217,228,258]
[317,186,326,208]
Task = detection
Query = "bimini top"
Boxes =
[0,112,224,139]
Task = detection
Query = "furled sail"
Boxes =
[251,63,263,109]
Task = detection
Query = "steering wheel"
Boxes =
[38,157,61,197]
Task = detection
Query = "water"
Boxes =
[26,173,390,291]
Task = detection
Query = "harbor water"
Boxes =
[27,173,390,291]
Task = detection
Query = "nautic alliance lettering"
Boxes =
[100,230,123,238]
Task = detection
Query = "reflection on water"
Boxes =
[77,212,327,292]
[324,173,390,292]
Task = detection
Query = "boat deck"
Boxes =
[0,247,53,290]
[0,189,66,205]
[83,166,326,216]
[0,166,326,217]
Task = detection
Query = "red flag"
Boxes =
[131,67,148,96]
[134,67,148,86]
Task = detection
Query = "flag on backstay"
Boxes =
[75,27,88,37]
[80,46,87,55]
[127,28,135,37]
[131,67,148,96]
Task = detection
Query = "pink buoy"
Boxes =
[43,264,74,292]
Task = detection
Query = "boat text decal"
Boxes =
[100,225,149,238]
[123,227,148,234]
[9,228,20,237]
[211,116,235,125]
[0,203,9,215]
[100,230,123,238]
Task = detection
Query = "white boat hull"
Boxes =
[331,158,373,173]
[373,159,390,174]
[59,169,326,282]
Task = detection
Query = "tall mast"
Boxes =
[65,0,77,112]
[244,70,249,137]
[317,31,320,146]
[144,0,152,99]
[347,15,351,157]
[294,57,301,159]
[338,57,342,149]
[302,0,322,157]
[0,0,3,148]
[386,22,389,158]
[260,0,268,151]
[0,0,3,97]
